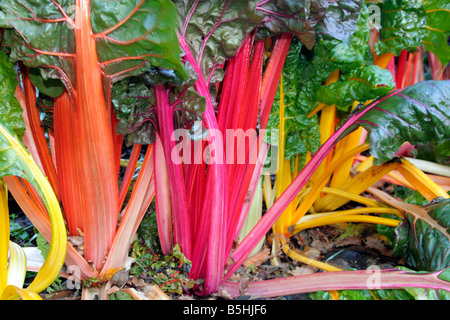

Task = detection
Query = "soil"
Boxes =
[37,221,403,300]
[8,179,405,300]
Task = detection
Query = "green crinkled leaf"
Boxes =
[393,198,450,272]
[318,5,373,73]
[279,3,370,85]
[0,0,75,85]
[343,80,450,164]
[112,73,205,145]
[175,0,264,94]
[288,6,377,116]
[314,0,364,42]
[267,38,320,168]
[371,0,427,56]
[422,0,450,65]
[266,7,377,166]
[316,65,395,111]
[112,76,156,146]
[257,0,363,49]
[91,0,187,82]
[176,0,364,95]
[1,0,187,88]
[0,51,25,138]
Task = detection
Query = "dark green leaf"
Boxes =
[1,0,187,87]
[28,67,65,98]
[257,0,363,49]
[377,212,404,247]
[412,142,450,165]
[112,73,205,145]
[422,0,450,65]
[92,0,187,82]
[318,5,373,73]
[175,0,263,89]
[267,38,320,167]
[393,198,450,272]
[343,80,450,164]
[314,0,364,42]
[136,207,160,253]
[0,0,74,84]
[371,0,427,56]
[112,77,156,146]
[316,65,395,111]
[394,185,429,206]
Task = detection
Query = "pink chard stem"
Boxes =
[219,268,450,298]
[154,84,192,259]
[178,37,228,296]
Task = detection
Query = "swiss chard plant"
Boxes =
[0,0,449,300]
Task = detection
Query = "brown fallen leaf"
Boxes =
[288,266,316,277]
[242,245,270,267]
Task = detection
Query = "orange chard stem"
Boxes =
[73,0,119,269]
[19,66,60,200]
[118,143,142,210]
[4,176,96,279]
[53,91,85,237]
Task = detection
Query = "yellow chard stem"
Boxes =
[321,187,386,208]
[0,124,67,295]
[293,144,370,224]
[310,71,340,185]
[279,235,341,272]
[1,286,42,300]
[356,154,375,172]
[397,158,449,201]
[314,161,400,213]
[291,215,401,234]
[25,160,67,294]
[274,75,296,235]
[307,102,327,118]
[328,52,393,192]
[0,180,9,293]
[329,103,364,189]
[297,207,402,225]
